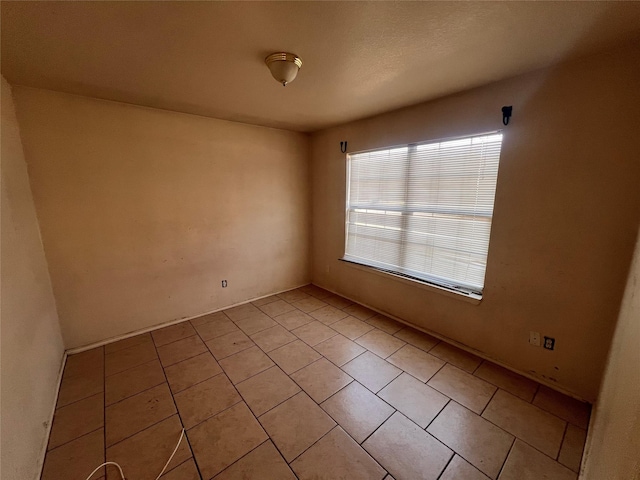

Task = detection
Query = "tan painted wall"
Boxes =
[14,88,310,349]
[581,229,640,479]
[1,77,64,479]
[310,45,640,401]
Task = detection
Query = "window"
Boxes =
[343,132,503,297]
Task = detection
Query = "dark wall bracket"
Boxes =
[340,141,348,153]
[502,106,513,126]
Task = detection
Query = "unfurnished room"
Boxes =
[1,2,639,480]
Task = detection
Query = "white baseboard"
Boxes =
[313,282,591,404]
[65,283,311,355]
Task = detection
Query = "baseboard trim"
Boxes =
[313,282,591,404]
[65,283,311,355]
[37,350,67,480]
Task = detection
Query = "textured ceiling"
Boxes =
[2,1,640,132]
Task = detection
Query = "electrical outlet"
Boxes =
[529,331,541,347]
[221,280,227,288]
[544,336,555,350]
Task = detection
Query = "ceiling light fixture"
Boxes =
[265,52,303,86]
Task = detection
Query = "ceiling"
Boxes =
[2,2,640,132]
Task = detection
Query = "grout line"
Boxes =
[479,385,499,417]
[149,335,202,480]
[496,437,517,478]
[45,426,105,455]
[472,359,485,375]
[557,422,569,461]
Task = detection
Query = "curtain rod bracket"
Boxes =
[502,106,513,126]
[340,141,348,153]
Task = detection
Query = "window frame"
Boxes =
[342,131,503,300]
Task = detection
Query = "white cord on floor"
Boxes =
[153,428,185,480]
[83,461,125,480]
[83,428,185,480]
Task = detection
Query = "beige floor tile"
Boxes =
[206,330,254,360]
[174,373,241,428]
[366,314,404,335]
[236,366,301,416]
[192,313,239,341]
[157,334,206,367]
[332,316,375,340]
[225,303,262,321]
[259,299,297,317]
[300,284,333,299]
[427,401,514,479]
[106,415,191,480]
[430,342,483,373]
[273,309,315,330]
[474,362,539,402]
[292,296,328,313]
[342,351,402,393]
[234,311,277,336]
[278,289,312,303]
[213,440,296,480]
[379,373,449,428]
[363,412,453,480]
[428,364,496,414]
[292,426,386,480]
[188,402,268,479]
[314,334,366,366]
[343,303,377,320]
[259,392,336,462]
[219,345,275,384]
[105,358,165,405]
[57,367,103,407]
[393,327,440,352]
[105,333,152,355]
[482,389,566,458]
[323,294,354,309]
[440,455,490,480]
[48,393,104,450]
[499,440,577,480]
[164,352,223,394]
[151,321,197,347]
[533,386,591,429]
[321,381,394,443]
[250,324,297,352]
[105,383,175,446]
[291,358,353,403]
[63,347,104,379]
[252,294,281,306]
[161,459,200,480]
[268,340,321,374]
[387,344,445,382]
[356,329,406,358]
[190,310,227,326]
[42,429,104,480]
[309,305,350,325]
[558,424,587,473]
[292,321,338,346]
[105,341,158,377]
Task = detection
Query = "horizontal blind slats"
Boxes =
[345,132,503,294]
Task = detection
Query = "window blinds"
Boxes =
[344,133,503,295]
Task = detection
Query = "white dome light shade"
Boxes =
[265,52,303,86]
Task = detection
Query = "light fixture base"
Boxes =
[265,52,303,86]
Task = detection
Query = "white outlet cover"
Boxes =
[529,331,541,346]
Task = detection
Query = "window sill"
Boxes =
[338,258,482,305]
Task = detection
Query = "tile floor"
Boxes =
[42,284,591,480]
